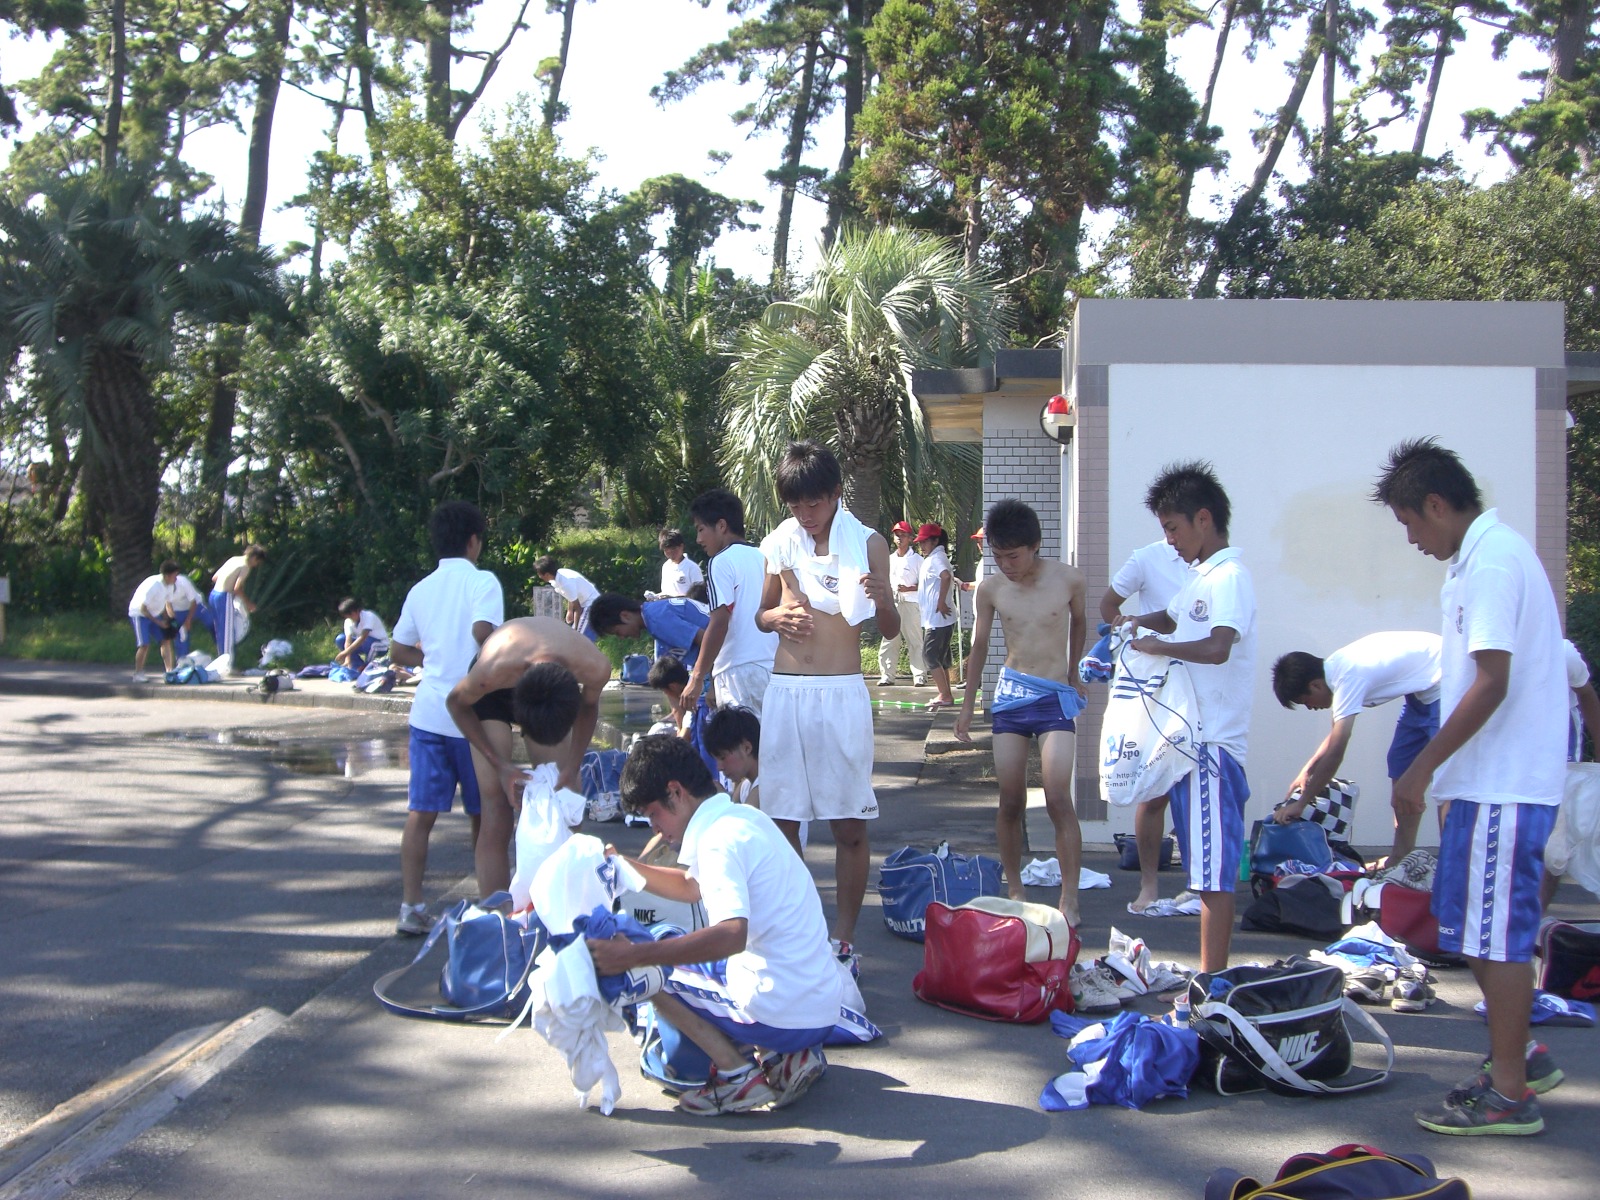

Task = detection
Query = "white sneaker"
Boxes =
[1070,963,1125,1013]
[131,672,150,683]
[396,905,436,936]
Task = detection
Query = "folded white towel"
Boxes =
[761,500,876,626]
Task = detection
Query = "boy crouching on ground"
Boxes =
[955,500,1088,926]
[587,735,843,1115]
[1118,463,1256,974]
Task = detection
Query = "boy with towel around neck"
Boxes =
[954,500,1089,927]
[757,441,899,965]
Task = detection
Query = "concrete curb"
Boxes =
[0,667,413,717]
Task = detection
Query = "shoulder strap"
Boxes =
[1194,997,1394,1096]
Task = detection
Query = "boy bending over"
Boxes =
[757,441,898,962]
[442,616,611,897]
[587,736,843,1115]
[955,500,1088,926]
[1119,462,1256,974]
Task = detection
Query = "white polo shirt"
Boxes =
[1435,509,1566,806]
[551,568,597,608]
[677,792,843,1031]
[1111,539,1191,614]
[1324,631,1442,721]
[344,609,390,651]
[170,574,205,612]
[706,543,778,673]
[392,558,505,737]
[1166,546,1256,763]
[889,547,923,595]
[660,556,704,597]
[918,547,955,630]
[128,574,172,619]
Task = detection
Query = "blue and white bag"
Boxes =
[580,748,628,822]
[620,654,652,686]
[1099,643,1202,808]
[878,841,1004,941]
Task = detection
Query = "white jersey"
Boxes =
[889,547,923,593]
[392,558,505,738]
[1324,631,1442,721]
[1166,546,1256,763]
[1435,510,1566,805]
[551,568,598,608]
[344,609,391,650]
[660,555,704,598]
[1111,539,1190,614]
[918,547,955,630]
[128,574,172,619]
[706,542,778,673]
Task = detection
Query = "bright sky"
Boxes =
[3,0,1548,284]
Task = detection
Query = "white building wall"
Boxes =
[1102,362,1540,848]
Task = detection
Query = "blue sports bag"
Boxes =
[373,892,547,1022]
[620,654,652,686]
[878,841,1004,941]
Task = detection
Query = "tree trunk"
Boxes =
[84,347,161,619]
[1196,15,1321,298]
[355,0,377,125]
[823,0,869,245]
[1411,6,1455,158]
[1168,0,1237,258]
[772,31,821,290]
[426,0,453,134]
[196,0,291,547]
[542,0,578,129]
[102,0,126,170]
[834,370,898,529]
[1320,0,1338,169]
[1544,0,1589,99]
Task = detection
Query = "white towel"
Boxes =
[761,500,876,626]
[524,940,628,1114]
[1018,857,1113,890]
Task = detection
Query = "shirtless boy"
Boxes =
[440,616,612,896]
[954,500,1088,926]
[757,440,899,961]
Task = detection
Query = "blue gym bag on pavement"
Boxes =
[373,892,547,1022]
[878,841,1005,941]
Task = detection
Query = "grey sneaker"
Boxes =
[1391,963,1435,1012]
[396,906,436,936]
[1480,1041,1564,1095]
[1344,968,1389,1005]
[1416,1078,1544,1136]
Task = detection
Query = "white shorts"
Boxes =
[714,662,772,717]
[760,673,878,823]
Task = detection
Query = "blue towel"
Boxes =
[1041,1010,1200,1111]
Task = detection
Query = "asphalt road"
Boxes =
[2,689,1597,1200]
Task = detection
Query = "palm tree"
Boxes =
[0,172,284,615]
[720,225,1009,533]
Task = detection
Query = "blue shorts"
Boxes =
[1168,744,1250,893]
[130,615,174,647]
[992,694,1077,738]
[665,961,833,1054]
[407,728,482,815]
[1387,694,1440,780]
[1433,799,1556,962]
[209,588,241,654]
[575,604,599,643]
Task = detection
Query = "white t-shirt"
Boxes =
[660,556,704,597]
[1111,539,1191,614]
[1324,631,1442,721]
[392,558,505,737]
[1435,510,1566,806]
[551,568,598,608]
[1566,639,1590,758]
[170,575,204,611]
[918,547,955,629]
[706,543,778,673]
[344,609,390,650]
[1166,546,1256,763]
[212,554,251,594]
[889,547,923,594]
[128,574,172,619]
[677,792,843,1031]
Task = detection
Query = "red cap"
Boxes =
[914,522,945,542]
[891,520,914,535]
[970,528,985,540]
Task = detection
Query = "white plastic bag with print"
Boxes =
[1099,643,1203,808]
[509,763,588,911]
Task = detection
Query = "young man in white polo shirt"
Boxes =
[1102,537,1192,913]
[682,488,777,717]
[1375,438,1566,1137]
[1120,462,1256,974]
[535,556,600,642]
[388,502,505,935]
[658,528,705,598]
[1271,631,1443,862]
[587,734,844,1115]
[878,520,925,686]
[127,560,180,681]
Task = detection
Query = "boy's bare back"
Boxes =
[471,616,611,693]
[982,558,1087,685]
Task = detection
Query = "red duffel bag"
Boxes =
[913,897,1080,1023]
[1344,879,1443,957]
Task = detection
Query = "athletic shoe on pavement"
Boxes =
[1416,1078,1543,1136]
[677,1062,777,1116]
[1070,962,1125,1013]
[396,905,436,936]
[131,673,150,683]
[830,938,861,978]
[1390,963,1435,1012]
[763,1047,827,1109]
[1479,1041,1564,1095]
[1344,968,1388,1005]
